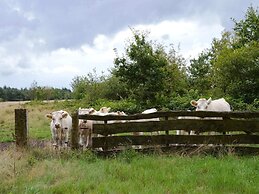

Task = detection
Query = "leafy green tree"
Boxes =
[213,42,259,103]
[232,6,259,48]
[210,6,259,103]
[114,29,187,107]
[71,68,125,102]
[100,74,129,100]
[188,50,212,95]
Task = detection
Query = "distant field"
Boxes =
[0,100,76,143]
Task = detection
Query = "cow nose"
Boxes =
[55,124,61,128]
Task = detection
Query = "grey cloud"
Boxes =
[11,0,257,49]
[0,0,258,88]
[1,0,258,52]
[0,63,15,76]
[0,1,37,42]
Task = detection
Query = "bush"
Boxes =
[94,99,142,114]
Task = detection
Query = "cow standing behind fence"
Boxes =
[190,98,231,135]
[46,110,72,148]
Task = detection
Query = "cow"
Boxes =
[46,110,72,147]
[177,110,197,136]
[190,97,231,135]
[190,98,231,112]
[133,108,160,136]
[176,118,196,135]
[78,108,96,148]
[78,107,126,148]
[142,108,160,135]
[99,107,111,114]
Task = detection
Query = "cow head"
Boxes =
[78,107,96,115]
[46,111,68,129]
[99,107,111,113]
[190,98,212,111]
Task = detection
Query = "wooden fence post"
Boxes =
[71,111,79,149]
[165,116,169,147]
[15,109,28,148]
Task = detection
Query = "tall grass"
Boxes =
[0,148,258,194]
[1,100,258,193]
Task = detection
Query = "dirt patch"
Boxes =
[0,142,13,150]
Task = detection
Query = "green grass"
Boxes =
[0,100,78,142]
[0,148,258,194]
[1,100,259,193]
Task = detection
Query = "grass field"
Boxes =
[1,101,259,193]
[0,148,258,194]
[0,100,77,142]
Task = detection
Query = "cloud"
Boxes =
[0,18,224,88]
[0,0,257,88]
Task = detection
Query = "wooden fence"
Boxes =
[78,111,259,154]
[13,109,259,154]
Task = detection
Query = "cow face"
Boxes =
[99,107,111,113]
[191,98,212,111]
[46,111,68,129]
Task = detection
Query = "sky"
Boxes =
[0,0,258,89]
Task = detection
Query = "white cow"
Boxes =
[78,107,126,148]
[190,97,231,135]
[133,108,160,136]
[78,108,96,147]
[190,98,231,112]
[46,110,72,147]
[177,110,197,135]
[99,107,111,114]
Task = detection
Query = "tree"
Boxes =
[113,29,187,107]
[232,6,259,48]
[213,42,259,103]
[188,50,213,95]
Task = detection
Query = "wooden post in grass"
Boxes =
[15,109,28,148]
[71,111,79,149]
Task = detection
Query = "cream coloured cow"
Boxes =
[191,98,231,112]
[78,108,96,147]
[190,97,231,135]
[78,107,126,148]
[46,110,72,147]
[132,108,160,136]
[176,110,197,135]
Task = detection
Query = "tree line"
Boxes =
[0,83,72,101]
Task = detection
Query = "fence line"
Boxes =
[13,109,259,154]
[77,111,259,152]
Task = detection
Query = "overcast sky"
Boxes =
[0,0,258,89]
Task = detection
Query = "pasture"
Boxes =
[0,148,259,193]
[0,101,259,193]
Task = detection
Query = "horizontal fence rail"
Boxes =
[92,134,259,148]
[93,119,259,135]
[79,111,259,120]
[76,111,259,153]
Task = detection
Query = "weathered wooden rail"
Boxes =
[78,111,259,154]
[13,109,259,154]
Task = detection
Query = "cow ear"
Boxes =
[46,114,52,119]
[207,97,212,105]
[190,100,198,107]
[62,112,68,118]
[107,107,111,112]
